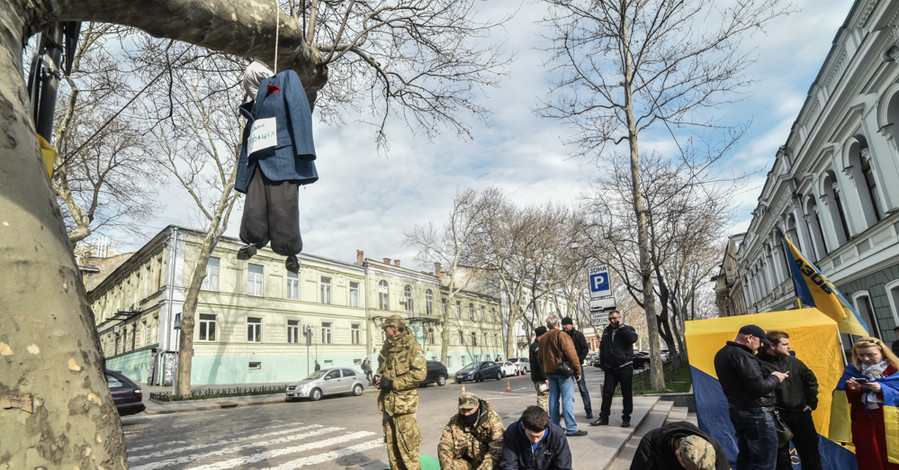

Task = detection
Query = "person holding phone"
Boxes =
[841,337,899,470]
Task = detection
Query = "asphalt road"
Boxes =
[122,374,558,469]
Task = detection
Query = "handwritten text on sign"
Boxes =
[247,117,278,156]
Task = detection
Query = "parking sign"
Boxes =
[588,265,611,299]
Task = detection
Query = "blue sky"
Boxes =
[132,0,853,268]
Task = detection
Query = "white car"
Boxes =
[507,357,530,374]
[499,361,518,377]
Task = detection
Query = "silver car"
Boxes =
[285,367,366,401]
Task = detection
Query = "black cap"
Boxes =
[535,326,547,337]
[739,325,772,345]
[561,317,573,325]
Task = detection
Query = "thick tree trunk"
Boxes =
[0,1,127,467]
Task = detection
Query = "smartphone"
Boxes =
[855,377,868,383]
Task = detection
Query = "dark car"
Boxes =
[633,351,650,369]
[106,370,145,416]
[420,361,449,387]
[454,361,503,383]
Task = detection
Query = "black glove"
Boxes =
[378,377,394,391]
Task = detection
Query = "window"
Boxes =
[322,322,332,344]
[326,369,340,380]
[456,301,462,319]
[492,308,496,322]
[341,369,356,377]
[494,333,498,346]
[428,328,435,345]
[286,271,300,300]
[247,264,263,297]
[199,314,216,342]
[426,290,433,315]
[469,303,475,320]
[459,330,464,345]
[320,276,332,304]
[247,317,262,342]
[350,282,360,307]
[483,332,488,346]
[201,257,219,291]
[351,323,361,344]
[471,332,477,346]
[379,280,390,310]
[481,306,486,321]
[287,319,300,343]
[887,281,899,327]
[442,299,448,317]
[404,285,413,314]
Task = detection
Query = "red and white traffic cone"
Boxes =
[506,381,512,393]
[461,383,466,394]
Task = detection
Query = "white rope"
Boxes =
[273,0,280,74]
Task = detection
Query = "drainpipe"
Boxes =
[364,260,371,359]
[160,227,178,387]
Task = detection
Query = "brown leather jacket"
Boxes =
[538,329,582,377]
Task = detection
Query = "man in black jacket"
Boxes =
[529,326,549,411]
[714,324,787,470]
[757,330,822,470]
[630,421,730,470]
[561,316,592,419]
[592,310,638,427]
[499,406,572,470]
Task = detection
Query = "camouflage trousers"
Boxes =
[383,412,421,470]
[534,382,549,411]
[441,457,480,470]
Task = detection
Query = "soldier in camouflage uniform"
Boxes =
[376,315,427,470]
[438,393,505,470]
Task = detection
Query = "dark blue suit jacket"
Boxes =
[236,69,317,193]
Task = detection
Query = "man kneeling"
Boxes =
[630,421,729,470]
[438,393,505,469]
[500,406,572,470]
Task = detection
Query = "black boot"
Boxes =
[237,244,258,260]
[285,255,300,274]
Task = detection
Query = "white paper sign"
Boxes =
[247,117,277,156]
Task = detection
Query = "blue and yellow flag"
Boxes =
[782,236,869,336]
[831,364,899,464]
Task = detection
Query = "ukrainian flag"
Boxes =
[782,236,869,336]
[831,364,899,464]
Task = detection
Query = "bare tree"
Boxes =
[405,187,502,363]
[2,0,511,466]
[50,22,163,243]
[540,0,787,389]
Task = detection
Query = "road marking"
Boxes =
[130,426,341,470]
[184,431,378,470]
[269,439,384,469]
[128,423,315,461]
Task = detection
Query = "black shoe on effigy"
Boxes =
[286,255,300,274]
[237,244,257,260]
[590,417,608,426]
[620,418,631,428]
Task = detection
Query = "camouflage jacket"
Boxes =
[438,400,505,469]
[377,331,427,415]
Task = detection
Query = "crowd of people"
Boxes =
[371,312,899,470]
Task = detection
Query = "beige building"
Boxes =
[711,233,747,317]
[86,226,502,386]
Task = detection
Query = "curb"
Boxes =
[141,386,380,416]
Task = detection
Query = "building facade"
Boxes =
[711,233,748,317]
[87,226,503,386]
[737,0,899,344]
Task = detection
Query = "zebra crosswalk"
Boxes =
[127,422,383,469]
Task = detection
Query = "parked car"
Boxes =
[661,349,671,362]
[633,351,651,369]
[583,353,598,367]
[499,361,518,377]
[286,367,366,401]
[454,361,503,383]
[507,357,530,374]
[106,370,145,416]
[420,361,449,387]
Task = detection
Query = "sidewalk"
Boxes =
[137,382,662,469]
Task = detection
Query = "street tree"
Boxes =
[540,0,787,389]
[405,186,502,363]
[1,0,510,466]
[48,23,163,244]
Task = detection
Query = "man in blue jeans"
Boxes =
[537,314,587,437]
[714,324,788,470]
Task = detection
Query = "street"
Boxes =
[122,374,586,469]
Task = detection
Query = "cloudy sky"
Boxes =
[128,0,853,269]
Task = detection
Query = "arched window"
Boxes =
[425,289,433,315]
[822,171,850,245]
[404,285,413,314]
[805,196,827,259]
[852,291,882,339]
[378,280,390,310]
[846,137,883,228]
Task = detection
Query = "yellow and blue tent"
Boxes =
[685,310,856,469]
[782,236,869,336]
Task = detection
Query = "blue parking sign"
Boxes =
[587,265,611,298]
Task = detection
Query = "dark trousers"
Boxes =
[729,409,778,470]
[776,409,823,470]
[599,364,633,419]
[576,367,592,414]
[239,168,302,256]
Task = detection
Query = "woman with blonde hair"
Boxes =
[842,337,899,470]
